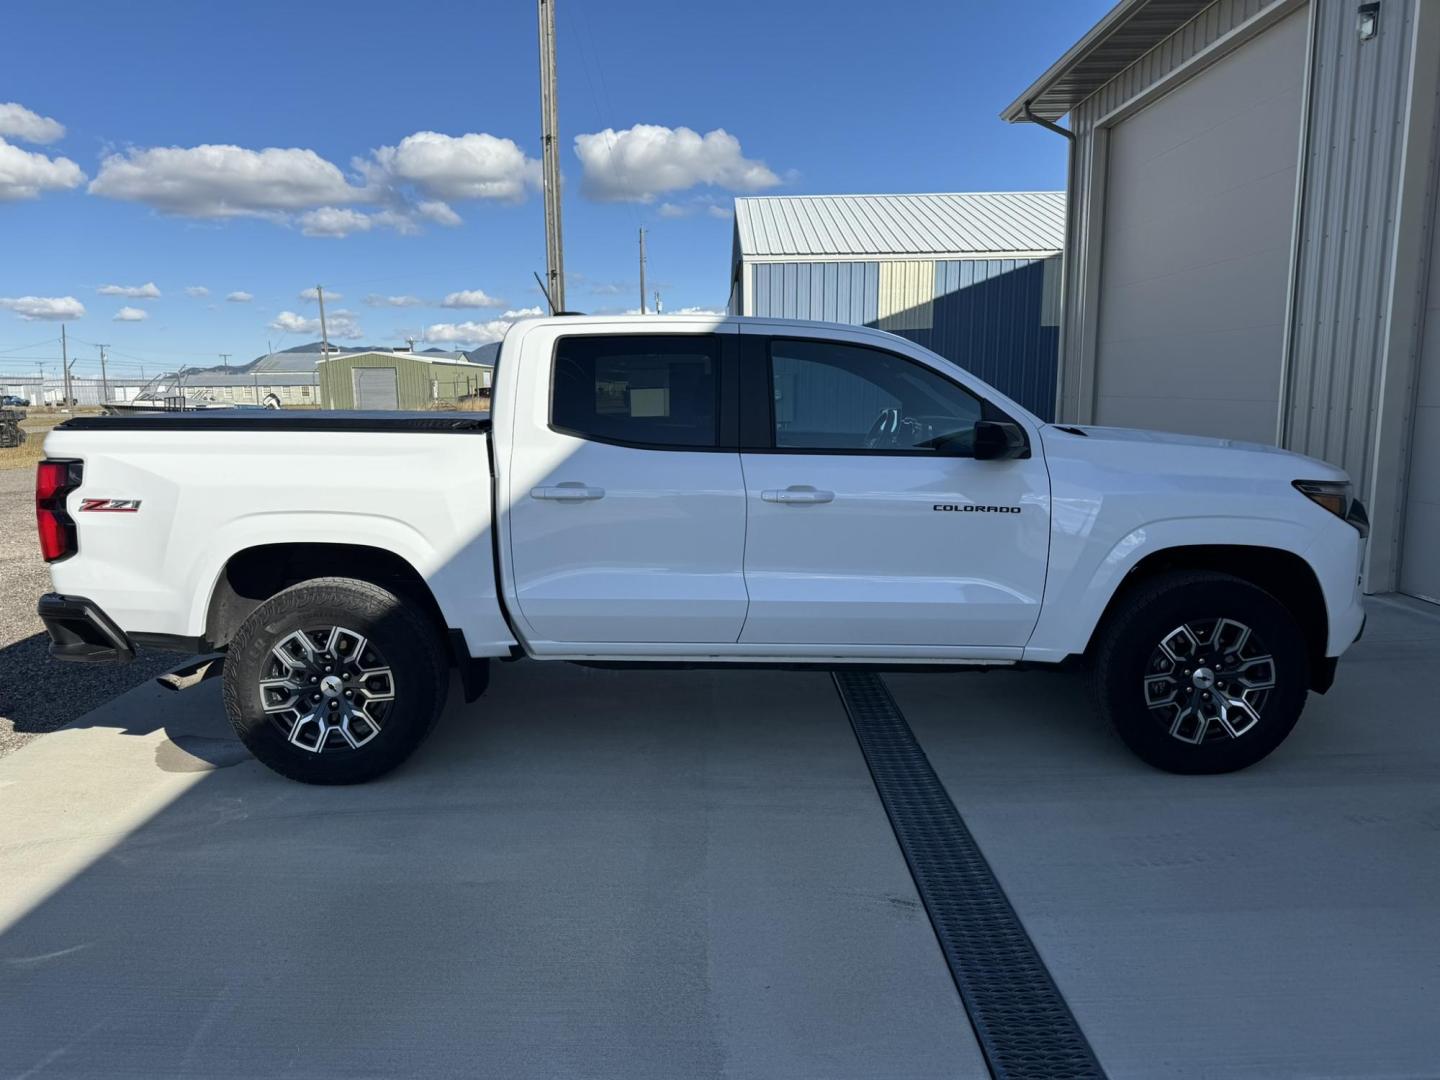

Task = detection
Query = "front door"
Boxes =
[738,333,1050,649]
[506,330,749,645]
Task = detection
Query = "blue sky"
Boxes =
[0,0,1108,381]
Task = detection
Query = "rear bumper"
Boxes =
[37,593,135,665]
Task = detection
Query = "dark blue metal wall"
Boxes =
[751,258,1058,420]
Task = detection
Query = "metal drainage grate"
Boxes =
[832,670,1106,1080]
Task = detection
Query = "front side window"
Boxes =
[552,335,719,448]
[770,339,983,453]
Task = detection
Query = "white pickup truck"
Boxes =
[36,315,1368,783]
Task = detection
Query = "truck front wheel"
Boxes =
[1092,571,1310,774]
[222,577,448,784]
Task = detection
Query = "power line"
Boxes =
[0,337,60,356]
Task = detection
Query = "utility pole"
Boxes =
[316,285,331,358]
[219,353,231,371]
[537,0,565,312]
[97,345,110,405]
[654,290,662,314]
[638,228,648,314]
[61,324,72,407]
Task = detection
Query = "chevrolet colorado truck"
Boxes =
[36,315,1368,783]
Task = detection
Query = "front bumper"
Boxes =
[37,593,135,664]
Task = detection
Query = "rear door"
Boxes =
[503,325,748,647]
[737,330,1050,650]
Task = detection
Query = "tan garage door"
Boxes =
[1399,209,1440,604]
[1093,8,1308,441]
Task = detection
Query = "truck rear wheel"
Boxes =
[1092,571,1310,774]
[222,577,448,784]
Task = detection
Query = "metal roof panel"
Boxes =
[734,192,1065,259]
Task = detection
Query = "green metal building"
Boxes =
[316,350,493,410]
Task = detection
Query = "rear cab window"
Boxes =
[551,335,720,449]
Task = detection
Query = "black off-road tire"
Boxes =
[222,577,448,784]
[1092,571,1310,774]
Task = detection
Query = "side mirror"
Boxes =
[973,420,1029,461]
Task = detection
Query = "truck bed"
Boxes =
[57,411,490,433]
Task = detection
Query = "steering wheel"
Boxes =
[863,408,900,449]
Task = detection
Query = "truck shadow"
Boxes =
[0,630,176,739]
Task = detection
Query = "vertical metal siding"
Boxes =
[751,258,1058,419]
[319,353,487,410]
[1283,0,1418,497]
[1061,0,1296,422]
[751,262,879,324]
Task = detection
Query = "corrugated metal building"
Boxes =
[317,350,493,410]
[1004,0,1440,602]
[730,193,1065,419]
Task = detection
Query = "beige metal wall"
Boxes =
[1089,8,1307,440]
[1059,0,1296,425]
[1399,132,1440,603]
[1056,0,1439,592]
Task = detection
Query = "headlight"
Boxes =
[1293,479,1351,519]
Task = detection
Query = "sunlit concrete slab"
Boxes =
[887,596,1440,1079]
[0,662,984,1080]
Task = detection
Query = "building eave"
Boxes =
[1000,0,1214,123]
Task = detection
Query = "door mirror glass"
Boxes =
[972,420,1029,461]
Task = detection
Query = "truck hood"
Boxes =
[1039,424,1347,481]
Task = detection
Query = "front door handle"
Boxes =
[531,482,606,501]
[761,485,835,505]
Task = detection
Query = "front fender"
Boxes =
[1022,515,1327,662]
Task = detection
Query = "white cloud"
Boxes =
[226,291,253,302]
[422,306,543,345]
[184,285,209,297]
[0,103,65,144]
[707,204,734,219]
[0,136,85,201]
[298,206,373,237]
[416,199,462,226]
[98,282,161,299]
[299,286,343,302]
[270,308,363,340]
[441,289,505,309]
[364,131,539,202]
[365,293,425,308]
[669,306,727,315]
[574,124,779,203]
[112,306,148,321]
[89,144,364,218]
[657,202,690,218]
[0,295,85,321]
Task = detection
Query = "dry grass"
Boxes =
[0,408,102,471]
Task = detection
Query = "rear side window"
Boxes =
[551,334,719,448]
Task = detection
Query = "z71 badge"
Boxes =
[78,498,142,513]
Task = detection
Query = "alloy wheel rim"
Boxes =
[259,626,396,753]
[1142,618,1276,745]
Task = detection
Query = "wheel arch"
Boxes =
[205,542,448,651]
[1084,544,1331,690]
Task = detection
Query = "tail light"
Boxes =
[36,459,82,562]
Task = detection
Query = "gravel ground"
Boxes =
[0,467,175,757]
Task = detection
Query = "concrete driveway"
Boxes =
[0,597,1435,1079]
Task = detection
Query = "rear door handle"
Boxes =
[761,486,835,505]
[531,482,606,501]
